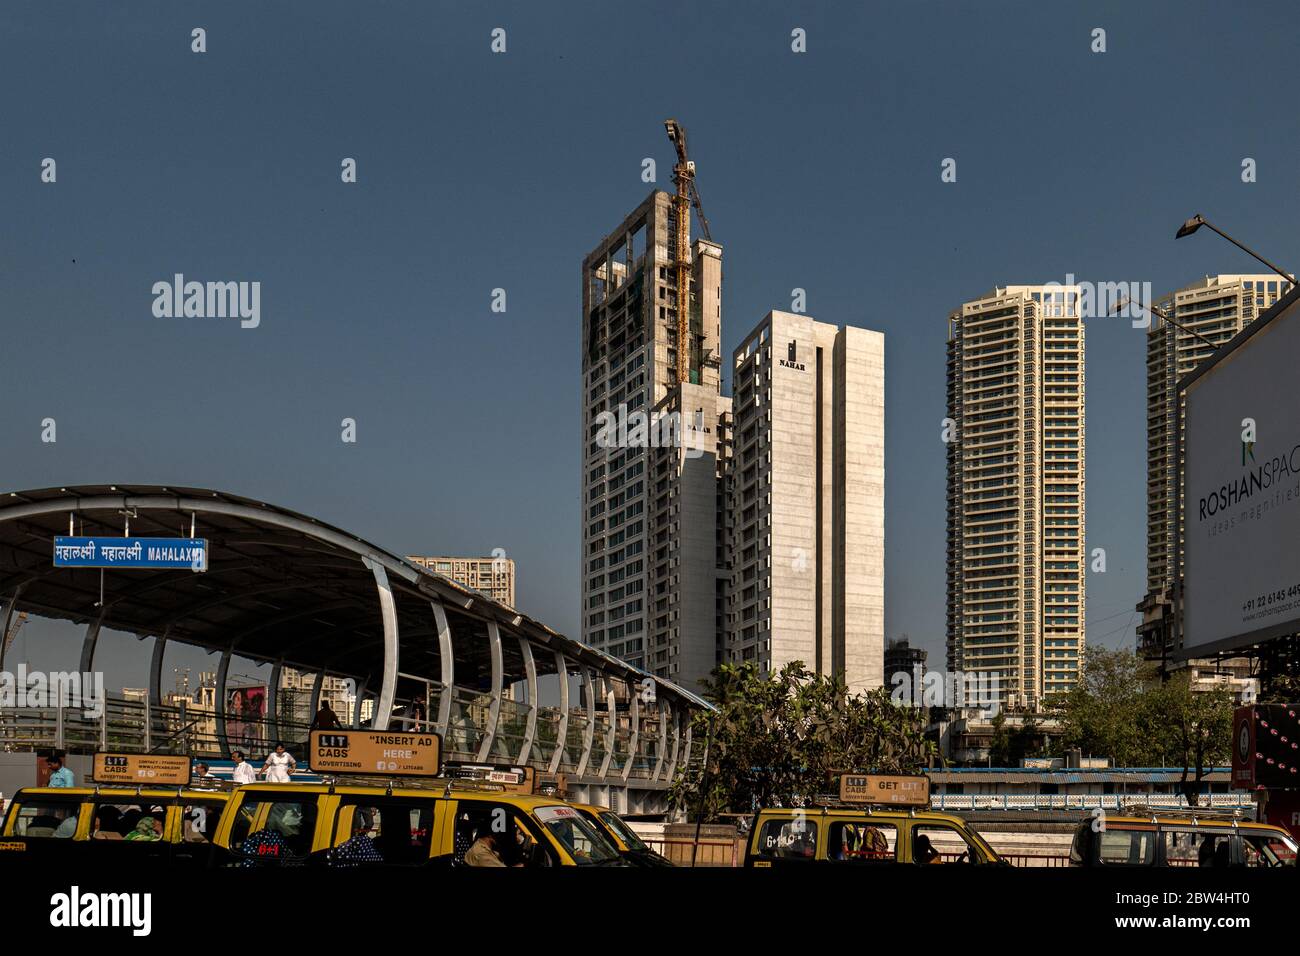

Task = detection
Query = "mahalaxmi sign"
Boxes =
[53,537,208,571]
[839,773,930,807]
[92,752,192,786]
[308,730,442,777]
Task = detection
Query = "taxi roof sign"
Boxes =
[839,773,930,807]
[443,761,535,793]
[308,730,442,778]
[92,752,192,787]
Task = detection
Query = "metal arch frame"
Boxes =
[268,658,284,742]
[597,679,616,778]
[78,607,108,675]
[623,684,640,782]
[215,644,233,755]
[548,650,570,774]
[516,637,538,765]
[0,494,422,589]
[362,556,399,732]
[0,584,27,674]
[149,631,168,708]
[664,709,682,782]
[575,666,596,777]
[653,699,669,781]
[474,619,505,762]
[353,677,369,728]
[431,600,454,739]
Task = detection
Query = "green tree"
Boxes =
[670,661,935,820]
[1049,646,1233,804]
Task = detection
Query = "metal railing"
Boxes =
[932,793,1253,812]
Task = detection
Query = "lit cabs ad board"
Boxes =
[443,761,535,793]
[92,752,192,786]
[839,773,930,807]
[308,730,442,778]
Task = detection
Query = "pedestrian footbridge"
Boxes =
[0,485,713,814]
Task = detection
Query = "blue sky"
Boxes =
[2,0,1297,688]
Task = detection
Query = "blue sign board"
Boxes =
[53,537,208,570]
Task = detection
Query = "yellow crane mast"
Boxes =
[664,119,712,386]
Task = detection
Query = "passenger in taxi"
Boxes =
[914,834,941,865]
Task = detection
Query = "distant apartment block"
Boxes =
[408,555,516,608]
[947,286,1085,709]
[726,311,885,694]
[581,190,726,687]
[1138,274,1291,659]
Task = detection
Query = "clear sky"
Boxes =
[2,0,1297,688]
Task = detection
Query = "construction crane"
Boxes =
[2,611,28,656]
[664,119,712,385]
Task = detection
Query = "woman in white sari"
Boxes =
[262,743,296,783]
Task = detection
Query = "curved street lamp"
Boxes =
[1175,214,1293,284]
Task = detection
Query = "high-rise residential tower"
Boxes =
[946,286,1085,709]
[407,555,516,608]
[725,311,885,694]
[581,190,725,688]
[1138,274,1291,659]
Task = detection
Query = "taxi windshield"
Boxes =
[599,811,649,852]
[535,806,621,865]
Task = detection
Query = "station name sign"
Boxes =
[92,752,192,786]
[308,730,442,778]
[839,773,931,807]
[54,537,208,571]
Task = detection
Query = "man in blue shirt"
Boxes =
[46,755,74,788]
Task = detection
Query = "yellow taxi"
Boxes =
[744,806,1004,867]
[0,785,230,868]
[569,802,673,867]
[212,781,629,868]
[1069,809,1298,867]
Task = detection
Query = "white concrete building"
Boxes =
[726,310,885,694]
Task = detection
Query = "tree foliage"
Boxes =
[1047,646,1232,803]
[670,661,935,820]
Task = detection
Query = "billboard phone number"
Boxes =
[1242,583,1300,614]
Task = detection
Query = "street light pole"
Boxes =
[1174,214,1294,284]
[1112,297,1219,349]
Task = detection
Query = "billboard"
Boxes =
[839,773,930,807]
[1182,290,1300,656]
[308,730,442,777]
[1232,704,1300,790]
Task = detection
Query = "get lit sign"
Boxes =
[839,773,930,807]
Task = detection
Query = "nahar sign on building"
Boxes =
[1182,284,1300,657]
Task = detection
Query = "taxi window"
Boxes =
[599,811,650,852]
[332,799,434,866]
[229,795,317,863]
[534,805,621,865]
[1162,829,1229,867]
[828,821,896,863]
[453,802,553,867]
[90,802,168,842]
[1098,829,1155,866]
[912,825,978,865]
[755,817,818,860]
[1242,832,1297,867]
[10,799,81,839]
[180,801,224,843]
